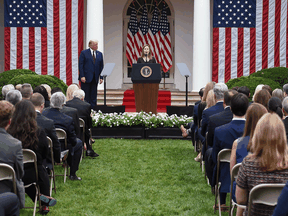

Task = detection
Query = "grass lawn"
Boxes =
[20,139,230,215]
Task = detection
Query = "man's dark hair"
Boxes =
[199,87,204,97]
[231,93,249,116]
[237,86,250,97]
[224,90,238,106]
[283,84,288,94]
[20,83,33,99]
[51,87,63,95]
[33,85,49,101]
[231,86,239,91]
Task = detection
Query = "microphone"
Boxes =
[145,53,148,62]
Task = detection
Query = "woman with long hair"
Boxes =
[236,113,288,216]
[137,44,156,63]
[205,90,216,109]
[230,103,267,216]
[268,97,283,119]
[7,100,57,214]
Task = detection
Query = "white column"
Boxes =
[192,0,211,91]
[86,0,104,90]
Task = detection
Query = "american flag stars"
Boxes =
[5,0,46,27]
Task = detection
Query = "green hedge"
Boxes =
[226,76,281,100]
[8,74,67,94]
[249,67,288,87]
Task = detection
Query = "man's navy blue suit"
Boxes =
[42,108,82,176]
[200,102,224,137]
[210,119,245,193]
[79,48,103,109]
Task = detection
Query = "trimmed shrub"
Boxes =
[0,69,37,99]
[250,67,288,87]
[8,74,68,94]
[226,76,281,100]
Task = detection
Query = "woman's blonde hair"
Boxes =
[249,113,288,171]
[141,44,152,59]
[202,82,215,102]
[66,84,79,101]
[206,90,216,108]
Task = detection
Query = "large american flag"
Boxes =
[4,0,84,85]
[213,0,288,83]
[126,3,172,72]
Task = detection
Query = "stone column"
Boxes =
[192,0,211,91]
[86,0,104,90]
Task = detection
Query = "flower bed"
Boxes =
[91,111,193,139]
[92,111,192,128]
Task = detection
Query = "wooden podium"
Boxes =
[131,63,161,114]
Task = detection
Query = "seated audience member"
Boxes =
[0,192,20,216]
[180,87,204,139]
[284,84,288,97]
[42,92,83,181]
[30,93,61,167]
[205,90,216,109]
[254,89,271,110]
[236,113,288,216]
[268,97,283,119]
[2,84,15,100]
[252,84,264,101]
[282,97,288,141]
[7,100,56,214]
[272,180,288,216]
[33,85,50,108]
[41,84,52,100]
[208,93,249,211]
[5,90,22,105]
[262,84,272,96]
[230,103,267,216]
[20,83,33,100]
[0,101,25,209]
[205,90,237,162]
[201,83,228,138]
[237,86,250,98]
[231,86,239,91]
[66,84,80,101]
[272,88,284,101]
[15,84,22,91]
[46,88,80,137]
[65,89,99,157]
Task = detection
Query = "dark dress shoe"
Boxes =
[69,175,82,181]
[86,150,99,157]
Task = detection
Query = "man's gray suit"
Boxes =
[0,128,25,208]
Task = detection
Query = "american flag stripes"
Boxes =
[148,2,161,65]
[4,0,84,85]
[126,6,138,65]
[159,4,172,72]
[213,0,288,83]
[126,3,172,72]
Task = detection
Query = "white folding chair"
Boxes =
[22,149,41,216]
[247,183,285,216]
[46,136,56,196]
[0,163,17,194]
[229,163,246,216]
[214,149,231,216]
[55,128,69,183]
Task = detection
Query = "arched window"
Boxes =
[123,0,174,85]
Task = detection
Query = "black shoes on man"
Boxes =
[69,175,82,181]
[86,150,99,158]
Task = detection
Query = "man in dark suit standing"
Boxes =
[79,39,104,109]
[43,92,83,181]
[282,97,288,141]
[0,101,24,209]
[30,93,61,167]
[66,89,99,157]
[209,93,249,209]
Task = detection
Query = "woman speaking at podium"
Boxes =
[137,44,156,63]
